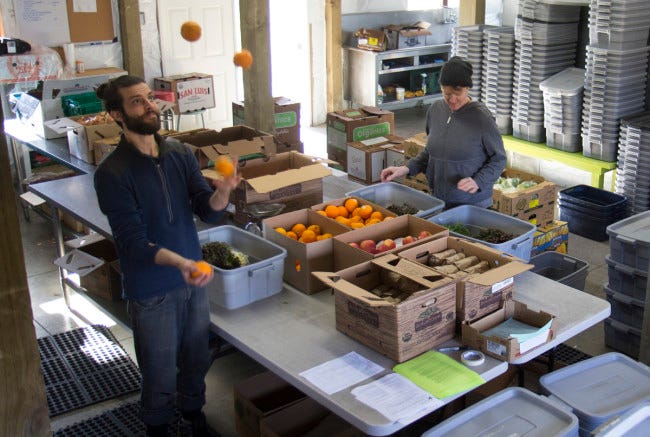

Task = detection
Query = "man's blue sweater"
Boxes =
[94,134,224,300]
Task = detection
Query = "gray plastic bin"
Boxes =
[198,225,287,309]
[530,252,589,290]
[604,318,642,360]
[606,210,650,271]
[603,284,645,330]
[428,205,536,261]
[345,182,444,218]
[422,387,579,437]
[539,352,650,434]
[593,401,650,437]
[605,255,647,301]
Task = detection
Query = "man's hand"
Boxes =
[210,156,242,211]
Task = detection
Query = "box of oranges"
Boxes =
[309,196,397,230]
[263,209,351,294]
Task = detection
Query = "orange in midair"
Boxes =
[190,260,212,278]
[233,49,254,69]
[180,21,202,42]
[214,156,235,177]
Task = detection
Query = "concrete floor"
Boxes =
[21,108,614,435]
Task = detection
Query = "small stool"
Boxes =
[176,109,206,130]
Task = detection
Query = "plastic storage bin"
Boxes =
[61,92,104,116]
[604,318,642,360]
[530,251,589,290]
[538,352,650,435]
[558,185,627,241]
[345,182,444,218]
[428,205,536,261]
[605,255,647,301]
[197,225,287,309]
[422,387,579,437]
[603,284,644,329]
[593,401,650,437]
[606,210,650,271]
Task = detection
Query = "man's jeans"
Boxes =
[127,285,210,426]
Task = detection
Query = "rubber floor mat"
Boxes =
[39,325,141,417]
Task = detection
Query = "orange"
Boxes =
[291,223,306,237]
[180,21,202,42]
[299,229,317,243]
[307,224,321,235]
[286,231,298,240]
[190,260,212,278]
[344,198,359,213]
[274,227,287,235]
[335,216,351,226]
[324,205,340,218]
[350,222,364,229]
[365,218,381,226]
[233,49,254,69]
[316,210,328,217]
[370,211,384,221]
[214,156,235,177]
[337,205,349,218]
[358,204,373,219]
[317,233,333,240]
[348,215,363,224]
[351,207,362,217]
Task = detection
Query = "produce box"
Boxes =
[233,370,306,437]
[65,112,122,164]
[262,209,350,294]
[492,168,558,227]
[531,220,569,257]
[314,254,456,363]
[233,97,300,145]
[326,107,394,171]
[462,300,556,362]
[401,133,427,159]
[384,23,432,50]
[398,172,431,194]
[331,214,448,270]
[65,236,122,301]
[203,151,332,225]
[353,28,387,51]
[346,135,404,185]
[397,237,532,323]
[173,126,276,169]
[153,72,215,113]
[93,135,120,165]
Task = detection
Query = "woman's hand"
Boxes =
[457,177,479,194]
[381,165,409,182]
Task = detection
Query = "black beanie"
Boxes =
[439,56,473,88]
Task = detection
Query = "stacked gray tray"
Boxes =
[539,67,585,152]
[512,0,581,143]
[582,45,650,161]
[451,24,497,101]
[482,27,516,135]
[616,111,650,215]
[589,0,650,50]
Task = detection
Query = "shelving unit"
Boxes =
[347,44,451,109]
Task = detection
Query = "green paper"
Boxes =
[393,351,485,399]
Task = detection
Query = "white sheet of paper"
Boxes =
[352,373,443,422]
[299,351,384,395]
[73,0,97,13]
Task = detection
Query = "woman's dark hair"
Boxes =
[96,75,146,113]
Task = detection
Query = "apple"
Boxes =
[359,239,376,252]
[382,238,396,250]
[376,241,388,252]
[349,242,360,249]
[402,235,416,245]
[418,230,432,240]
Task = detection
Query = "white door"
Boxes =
[157,0,237,130]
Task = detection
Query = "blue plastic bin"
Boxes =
[593,401,650,437]
[428,205,536,261]
[345,182,444,218]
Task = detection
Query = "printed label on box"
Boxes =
[327,127,348,150]
[275,111,297,128]
[492,277,514,293]
[352,122,391,142]
[487,340,507,357]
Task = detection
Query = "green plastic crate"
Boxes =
[61,92,104,116]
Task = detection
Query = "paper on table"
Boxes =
[393,351,485,399]
[351,373,443,422]
[482,317,552,343]
[299,351,384,395]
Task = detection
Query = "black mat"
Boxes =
[39,325,141,417]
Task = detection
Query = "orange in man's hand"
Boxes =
[233,49,254,69]
[214,156,235,177]
[190,260,212,278]
[180,21,202,42]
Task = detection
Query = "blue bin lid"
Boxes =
[593,401,650,437]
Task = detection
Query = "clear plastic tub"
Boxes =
[345,182,444,219]
[198,225,287,309]
[530,251,589,290]
[422,387,579,437]
[428,205,536,261]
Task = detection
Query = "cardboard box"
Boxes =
[93,135,120,165]
[326,107,394,171]
[12,74,112,139]
[401,133,428,159]
[260,397,361,437]
[531,220,569,257]
[153,73,215,113]
[398,172,431,194]
[461,300,557,362]
[172,125,276,169]
[66,237,122,301]
[384,23,432,50]
[203,152,332,225]
[491,168,558,227]
[66,112,122,164]
[233,97,301,145]
[262,209,350,294]
[346,135,404,185]
[233,371,306,437]
[397,237,533,323]
[315,254,456,362]
[331,214,448,270]
[385,143,407,168]
[275,141,304,154]
[352,28,387,51]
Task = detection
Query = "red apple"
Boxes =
[359,239,376,252]
[402,235,416,245]
[349,242,360,249]
[418,230,432,240]
[376,241,388,252]
[382,238,396,250]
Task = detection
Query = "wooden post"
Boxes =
[0,125,51,433]
[118,0,145,78]
[325,0,342,112]
[239,0,275,134]
[459,0,486,26]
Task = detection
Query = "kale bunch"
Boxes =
[202,242,250,270]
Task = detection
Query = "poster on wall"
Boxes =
[15,0,71,47]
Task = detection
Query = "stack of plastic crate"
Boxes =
[581,0,650,162]
[512,0,581,143]
[451,24,497,101]
[481,27,516,135]
[616,112,650,215]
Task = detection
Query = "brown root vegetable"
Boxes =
[454,255,480,270]
[464,260,491,274]
[427,249,457,266]
[444,252,466,264]
[435,264,459,274]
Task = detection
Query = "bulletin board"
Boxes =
[67,0,115,43]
